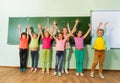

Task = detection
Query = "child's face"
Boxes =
[77,31,82,37]
[22,35,27,39]
[44,32,50,38]
[62,28,68,34]
[33,34,38,39]
[58,33,63,40]
[97,30,104,37]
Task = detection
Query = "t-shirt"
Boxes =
[29,38,39,49]
[42,37,52,49]
[19,37,29,49]
[74,36,84,49]
[56,39,66,51]
[94,37,106,50]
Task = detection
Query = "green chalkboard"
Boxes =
[7,17,90,45]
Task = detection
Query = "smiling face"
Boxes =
[97,29,104,37]
[62,28,68,34]
[32,33,38,39]
[21,32,27,39]
[76,30,83,37]
[58,33,64,40]
[44,31,50,38]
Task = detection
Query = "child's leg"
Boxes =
[46,49,50,71]
[79,50,84,73]
[65,48,70,71]
[99,50,105,73]
[23,49,28,69]
[19,49,24,68]
[91,50,99,72]
[75,50,80,73]
[42,49,46,71]
[34,51,39,69]
[55,51,59,72]
[31,51,35,68]
[58,51,64,73]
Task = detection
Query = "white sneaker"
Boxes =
[80,73,84,76]
[76,73,79,76]
[90,72,94,78]
[54,72,57,76]
[99,73,105,79]
[65,70,69,74]
[61,70,64,73]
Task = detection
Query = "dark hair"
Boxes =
[32,33,38,37]
[21,32,27,37]
[97,29,104,34]
[57,32,64,38]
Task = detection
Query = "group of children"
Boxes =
[18,19,110,78]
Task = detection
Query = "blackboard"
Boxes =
[7,17,90,45]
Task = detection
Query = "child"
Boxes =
[47,27,72,76]
[90,22,110,78]
[18,24,29,72]
[72,21,92,76]
[28,24,41,72]
[39,25,53,74]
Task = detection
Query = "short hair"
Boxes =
[97,29,104,34]
[21,32,27,37]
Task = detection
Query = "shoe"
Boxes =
[22,68,26,72]
[61,70,64,73]
[65,70,69,74]
[76,73,79,76]
[54,72,57,76]
[46,69,50,74]
[90,72,94,78]
[42,69,45,74]
[99,73,105,79]
[80,73,84,76]
[33,68,37,73]
[58,72,62,76]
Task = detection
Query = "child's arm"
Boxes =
[103,22,108,29]
[52,21,60,33]
[18,24,21,38]
[26,25,30,39]
[83,23,92,39]
[72,19,79,32]
[97,22,103,30]
[27,25,32,38]
[67,22,71,33]
[37,24,41,39]
[38,23,44,38]
[47,28,57,40]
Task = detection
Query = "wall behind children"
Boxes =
[0,0,120,70]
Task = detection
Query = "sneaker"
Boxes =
[42,69,45,74]
[54,72,57,76]
[76,73,79,76]
[90,72,94,78]
[22,68,26,72]
[99,73,105,79]
[61,70,64,73]
[58,72,62,76]
[33,68,37,73]
[46,69,50,74]
[80,73,84,76]
[65,70,69,74]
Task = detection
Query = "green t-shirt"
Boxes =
[29,38,39,49]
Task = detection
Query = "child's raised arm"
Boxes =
[47,27,57,40]
[27,25,32,38]
[26,25,30,38]
[97,22,103,30]
[72,19,79,32]
[67,22,71,33]
[52,21,60,34]
[37,24,41,39]
[103,22,108,29]
[18,24,22,38]
[83,23,92,39]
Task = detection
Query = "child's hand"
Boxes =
[38,23,41,29]
[46,27,50,32]
[88,23,92,29]
[98,22,103,26]
[18,24,21,29]
[104,22,108,26]
[26,25,30,29]
[67,22,70,28]
[53,20,57,25]
[75,19,79,24]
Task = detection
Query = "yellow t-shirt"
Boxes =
[94,37,106,50]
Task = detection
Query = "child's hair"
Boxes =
[57,32,64,38]
[21,32,27,37]
[75,30,83,36]
[32,33,38,37]
[97,29,104,34]
[62,27,68,32]
[44,31,50,37]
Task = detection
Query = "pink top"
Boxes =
[56,39,66,51]
[42,37,52,49]
[64,34,70,49]
[74,37,84,49]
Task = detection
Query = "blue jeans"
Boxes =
[55,51,64,72]
[31,51,39,68]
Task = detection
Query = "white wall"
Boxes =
[0,0,120,69]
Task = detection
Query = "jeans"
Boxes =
[31,51,39,68]
[19,49,28,68]
[55,51,64,72]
